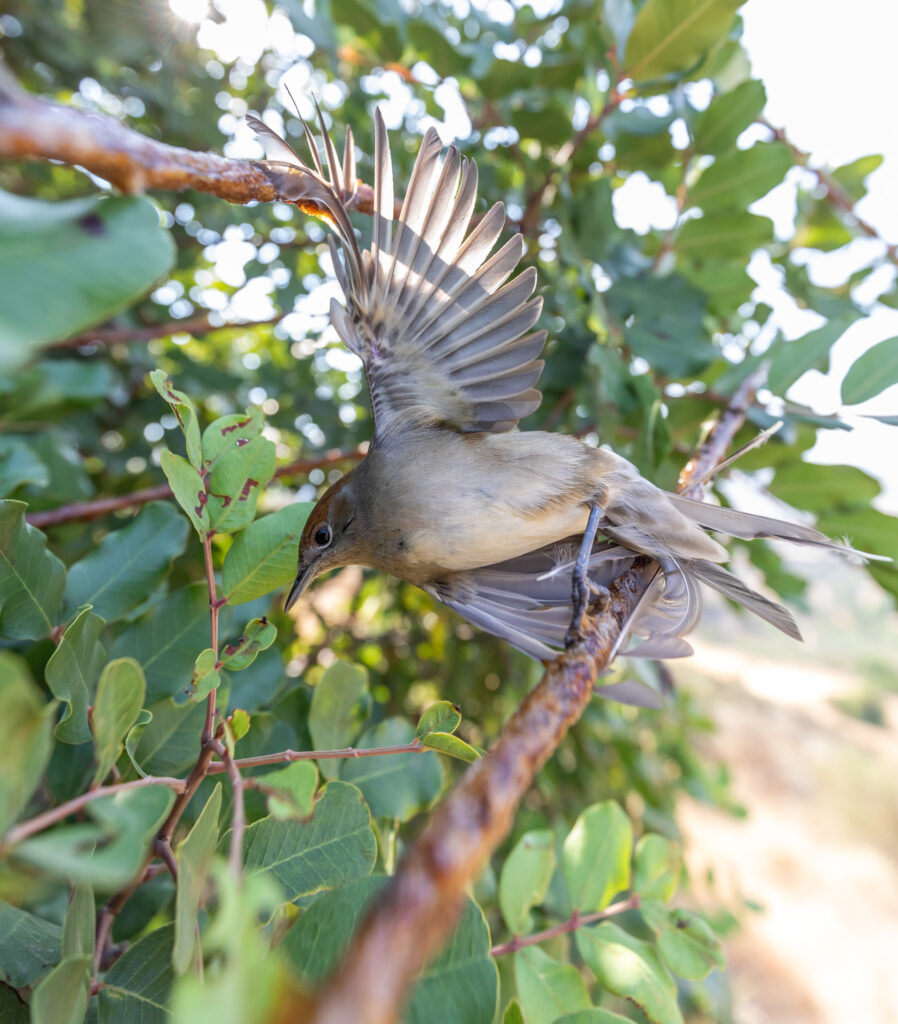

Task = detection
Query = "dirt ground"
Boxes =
[677,603,898,1024]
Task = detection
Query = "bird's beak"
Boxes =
[284,564,314,612]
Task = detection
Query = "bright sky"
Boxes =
[741,0,898,512]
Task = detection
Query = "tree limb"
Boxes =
[25,444,367,529]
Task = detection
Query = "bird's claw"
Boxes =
[565,574,609,647]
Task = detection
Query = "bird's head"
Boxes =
[284,474,361,611]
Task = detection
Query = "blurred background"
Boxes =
[2,0,897,1020]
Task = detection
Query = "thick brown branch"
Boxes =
[0,61,387,214]
[25,444,367,529]
[292,377,762,1024]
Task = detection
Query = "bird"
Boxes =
[248,107,874,695]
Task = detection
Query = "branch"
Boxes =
[0,61,386,213]
[3,776,186,846]
[25,444,367,529]
[206,740,425,775]
[762,119,898,268]
[676,365,768,499]
[295,376,763,1024]
[49,312,286,350]
[209,738,245,877]
[490,895,641,957]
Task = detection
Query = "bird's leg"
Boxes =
[565,504,609,647]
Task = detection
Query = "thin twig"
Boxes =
[677,365,768,499]
[201,532,220,745]
[209,738,245,877]
[207,740,425,775]
[762,118,898,267]
[49,312,286,350]
[25,444,367,529]
[490,895,641,956]
[3,776,186,846]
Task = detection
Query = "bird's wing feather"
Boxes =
[251,109,545,439]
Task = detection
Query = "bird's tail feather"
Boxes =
[686,558,802,640]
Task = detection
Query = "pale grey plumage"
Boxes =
[253,110,881,697]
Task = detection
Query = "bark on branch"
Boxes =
[0,61,382,212]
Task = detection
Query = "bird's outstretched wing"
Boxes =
[424,540,701,664]
[251,108,545,439]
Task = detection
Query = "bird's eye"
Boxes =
[314,524,332,547]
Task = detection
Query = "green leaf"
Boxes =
[189,648,221,702]
[767,320,853,395]
[577,922,683,1024]
[110,583,209,702]
[607,275,715,379]
[159,450,209,536]
[0,436,49,496]
[31,953,91,1024]
[228,708,251,742]
[688,143,792,213]
[602,0,636,57]
[133,697,208,775]
[0,983,29,1022]
[14,784,174,891]
[641,902,725,981]
[0,900,61,987]
[692,79,767,155]
[283,878,498,1024]
[242,781,376,899]
[633,834,681,902]
[502,1001,525,1024]
[220,502,314,604]
[205,436,276,534]
[415,700,461,738]
[308,659,370,780]
[405,897,498,1024]
[173,784,222,975]
[768,461,880,513]
[420,732,481,763]
[0,500,65,640]
[514,946,591,1024]
[0,191,174,373]
[555,1011,635,1024]
[831,154,883,201]
[259,762,318,820]
[676,211,773,259]
[64,502,188,621]
[201,409,265,463]
[92,658,146,784]
[123,708,153,776]
[94,923,175,1024]
[62,882,95,961]
[563,801,632,912]
[0,652,55,831]
[624,0,743,81]
[498,829,556,933]
[45,606,106,744]
[341,718,442,822]
[841,337,898,405]
[220,617,277,671]
[149,370,203,470]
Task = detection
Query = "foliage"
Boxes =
[0,0,894,1021]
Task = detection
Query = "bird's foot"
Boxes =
[565,575,610,647]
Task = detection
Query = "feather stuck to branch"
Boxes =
[289,374,766,1024]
